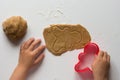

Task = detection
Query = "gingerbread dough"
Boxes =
[2,16,27,42]
[43,24,91,56]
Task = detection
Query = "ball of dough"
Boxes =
[2,16,27,41]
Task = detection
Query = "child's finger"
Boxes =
[20,41,25,50]
[24,38,35,49]
[33,45,45,55]
[98,51,104,58]
[107,55,110,63]
[34,53,44,65]
[103,51,107,61]
[29,39,41,50]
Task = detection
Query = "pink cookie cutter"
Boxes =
[74,42,99,73]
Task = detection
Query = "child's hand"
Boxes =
[92,51,110,80]
[10,38,45,80]
[18,38,45,71]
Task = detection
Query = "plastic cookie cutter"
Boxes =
[74,42,99,73]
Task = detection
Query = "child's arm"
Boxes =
[92,51,110,80]
[10,38,45,80]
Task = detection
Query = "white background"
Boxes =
[0,0,120,80]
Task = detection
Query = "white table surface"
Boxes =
[0,0,120,80]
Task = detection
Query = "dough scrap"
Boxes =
[43,24,91,56]
[2,16,27,42]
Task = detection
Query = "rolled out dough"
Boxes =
[43,24,91,56]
